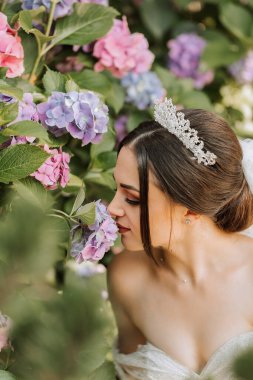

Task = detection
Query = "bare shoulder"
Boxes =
[107,250,149,352]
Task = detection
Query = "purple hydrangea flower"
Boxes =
[38,91,109,145]
[167,33,214,89]
[71,200,118,263]
[229,51,253,84]
[114,115,128,147]
[8,93,38,145]
[22,0,75,19]
[121,72,166,110]
[37,92,74,137]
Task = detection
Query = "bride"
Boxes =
[107,98,253,380]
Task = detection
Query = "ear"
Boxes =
[184,209,201,221]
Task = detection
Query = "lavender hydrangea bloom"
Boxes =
[38,91,109,145]
[71,200,118,263]
[8,93,38,145]
[22,0,74,19]
[121,72,166,110]
[229,51,253,84]
[168,33,214,89]
[37,92,74,137]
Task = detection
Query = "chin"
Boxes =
[121,236,143,251]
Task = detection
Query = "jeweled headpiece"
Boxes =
[154,98,217,166]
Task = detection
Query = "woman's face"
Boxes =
[108,146,176,251]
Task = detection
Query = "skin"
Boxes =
[107,145,253,373]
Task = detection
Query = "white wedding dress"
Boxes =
[113,331,253,379]
[113,227,253,379]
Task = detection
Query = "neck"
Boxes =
[157,218,240,286]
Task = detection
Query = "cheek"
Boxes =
[149,207,171,246]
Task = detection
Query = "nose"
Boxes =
[107,194,125,218]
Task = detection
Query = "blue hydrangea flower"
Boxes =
[121,72,166,110]
[38,91,109,145]
[22,0,74,19]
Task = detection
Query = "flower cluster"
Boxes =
[31,145,70,190]
[218,84,253,133]
[121,72,166,110]
[0,12,24,78]
[93,16,154,78]
[38,91,109,145]
[22,0,75,19]
[56,56,85,73]
[0,312,11,352]
[8,93,38,145]
[67,260,106,277]
[229,51,253,84]
[71,200,118,263]
[167,33,214,89]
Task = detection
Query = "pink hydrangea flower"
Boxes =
[0,12,24,78]
[93,16,154,78]
[31,145,70,190]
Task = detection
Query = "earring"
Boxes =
[185,218,191,225]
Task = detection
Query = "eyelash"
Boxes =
[113,189,140,206]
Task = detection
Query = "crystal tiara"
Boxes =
[154,98,217,166]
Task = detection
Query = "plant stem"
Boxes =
[29,0,58,83]
[1,0,7,12]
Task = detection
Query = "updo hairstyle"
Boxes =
[118,109,253,260]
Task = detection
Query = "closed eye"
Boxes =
[113,188,140,206]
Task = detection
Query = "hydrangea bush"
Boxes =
[0,0,253,378]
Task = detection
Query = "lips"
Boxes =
[117,223,130,232]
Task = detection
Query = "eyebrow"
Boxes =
[113,174,140,193]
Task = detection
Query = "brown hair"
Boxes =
[118,109,253,260]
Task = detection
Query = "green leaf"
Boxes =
[12,6,46,26]
[65,79,80,92]
[30,29,54,52]
[64,173,83,192]
[74,201,96,225]
[93,151,117,170]
[179,91,213,110]
[0,102,19,127]
[84,170,115,190]
[0,80,23,101]
[202,31,245,68]
[140,0,177,39]
[18,10,33,32]
[2,121,50,144]
[52,3,118,47]
[19,31,38,75]
[0,145,49,184]
[71,185,86,215]
[88,361,116,380]
[13,177,54,210]
[90,126,115,159]
[127,110,149,132]
[106,81,125,113]
[42,68,66,94]
[0,370,17,380]
[220,3,253,41]
[70,70,111,96]
[0,68,8,79]
[0,135,9,144]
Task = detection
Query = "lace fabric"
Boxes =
[113,331,253,380]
